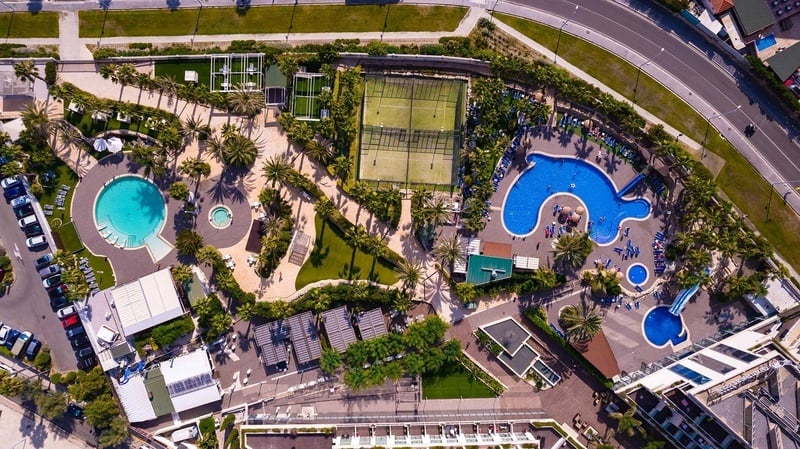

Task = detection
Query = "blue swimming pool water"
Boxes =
[627,263,648,285]
[502,154,651,244]
[643,306,687,347]
[210,206,232,227]
[756,34,777,52]
[95,176,166,248]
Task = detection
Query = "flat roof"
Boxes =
[322,306,357,353]
[246,433,333,449]
[159,350,221,412]
[498,344,538,377]
[287,311,322,365]
[109,268,184,336]
[732,0,774,36]
[143,366,174,417]
[767,42,800,81]
[357,308,388,341]
[245,220,263,253]
[185,271,208,307]
[481,241,513,258]
[481,318,529,356]
[466,254,513,285]
[115,374,158,423]
[253,320,289,367]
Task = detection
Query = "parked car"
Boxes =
[65,326,85,339]
[34,253,54,269]
[18,214,37,228]
[3,185,25,201]
[10,331,30,357]
[24,224,43,238]
[97,325,119,346]
[4,329,20,349]
[47,284,68,298]
[0,325,10,346]
[43,275,62,289]
[56,304,77,319]
[66,403,84,420]
[13,203,33,219]
[26,235,47,250]
[10,195,29,208]
[74,347,93,359]
[70,334,90,349]
[25,338,41,360]
[77,356,96,370]
[38,265,61,279]
[50,296,68,312]
[1,176,21,190]
[61,315,80,329]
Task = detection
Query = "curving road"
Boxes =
[498,0,800,211]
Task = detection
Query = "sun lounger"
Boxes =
[635,301,640,309]
[635,285,643,293]
[625,302,633,310]
[45,210,53,216]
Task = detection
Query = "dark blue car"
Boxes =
[3,185,25,202]
[4,329,20,349]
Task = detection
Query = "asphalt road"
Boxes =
[0,197,77,373]
[508,0,800,201]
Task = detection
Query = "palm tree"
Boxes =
[396,259,423,293]
[170,264,194,284]
[552,232,595,272]
[330,154,352,181]
[558,302,603,343]
[228,85,265,122]
[288,120,314,147]
[13,60,41,83]
[304,139,331,163]
[434,233,464,270]
[21,101,52,144]
[154,74,179,98]
[179,157,211,197]
[175,229,204,257]
[181,115,207,144]
[262,154,292,189]
[222,134,259,167]
[426,197,450,227]
[608,407,645,438]
[115,63,137,86]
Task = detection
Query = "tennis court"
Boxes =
[292,73,329,120]
[358,76,464,187]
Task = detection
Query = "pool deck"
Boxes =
[474,128,755,375]
[71,153,251,284]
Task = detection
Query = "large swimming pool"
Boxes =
[642,305,688,348]
[502,154,651,244]
[94,175,170,260]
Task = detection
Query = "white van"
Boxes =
[18,214,37,228]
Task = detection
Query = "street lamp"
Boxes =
[700,105,741,159]
[553,5,579,65]
[633,47,664,103]
[766,179,800,221]
[675,133,683,142]
[191,0,203,47]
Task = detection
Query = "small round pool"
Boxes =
[209,205,232,229]
[643,306,688,348]
[627,263,648,285]
[94,175,166,248]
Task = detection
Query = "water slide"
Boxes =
[669,282,701,316]
[617,173,644,197]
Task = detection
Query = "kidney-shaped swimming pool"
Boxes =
[502,153,651,245]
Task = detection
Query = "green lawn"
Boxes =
[0,12,59,38]
[422,364,495,399]
[296,215,399,289]
[154,60,211,87]
[54,222,83,254]
[38,161,115,290]
[497,14,800,272]
[79,5,466,37]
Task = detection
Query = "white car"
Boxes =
[56,305,78,320]
[0,325,10,346]
[1,176,21,190]
[18,215,38,228]
[26,235,47,250]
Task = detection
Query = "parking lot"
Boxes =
[0,180,77,372]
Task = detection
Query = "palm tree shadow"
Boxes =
[308,241,329,267]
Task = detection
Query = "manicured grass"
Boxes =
[497,14,800,272]
[66,109,161,141]
[54,222,83,254]
[154,60,211,86]
[0,12,59,38]
[38,161,115,290]
[79,5,466,37]
[422,364,495,399]
[296,215,399,289]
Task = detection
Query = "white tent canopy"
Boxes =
[93,138,108,152]
[107,137,123,154]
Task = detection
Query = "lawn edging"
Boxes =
[458,348,507,394]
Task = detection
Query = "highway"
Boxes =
[500,0,800,212]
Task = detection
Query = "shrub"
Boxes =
[44,61,57,85]
[32,348,52,372]
[149,316,195,348]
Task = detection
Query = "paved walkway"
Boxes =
[0,395,91,449]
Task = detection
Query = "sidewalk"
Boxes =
[0,395,90,449]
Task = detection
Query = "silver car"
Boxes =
[38,265,61,279]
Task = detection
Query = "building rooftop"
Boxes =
[732,0,774,36]
[357,308,388,341]
[287,311,322,365]
[481,318,529,356]
[321,306,357,353]
[466,254,513,285]
[253,320,289,367]
[109,268,184,336]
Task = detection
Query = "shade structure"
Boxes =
[575,206,585,215]
[107,137,124,154]
[562,206,572,215]
[93,138,108,152]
